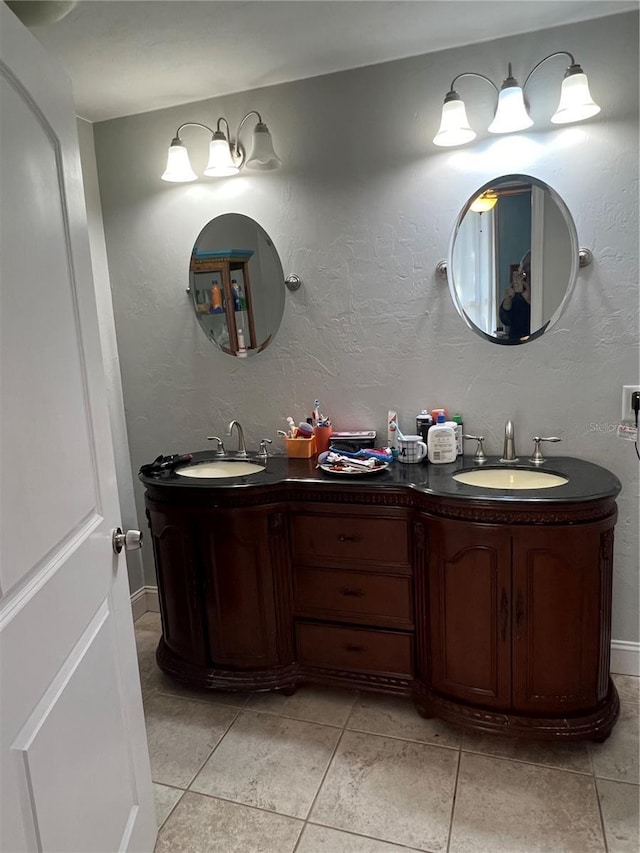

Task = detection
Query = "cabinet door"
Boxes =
[428,518,511,708]
[199,507,282,669]
[147,504,207,666]
[512,524,609,714]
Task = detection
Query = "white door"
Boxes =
[0,6,156,852]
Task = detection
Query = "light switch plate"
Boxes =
[621,385,640,422]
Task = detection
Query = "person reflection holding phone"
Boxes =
[500,251,531,341]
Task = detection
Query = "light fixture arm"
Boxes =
[235,110,263,138]
[523,51,575,91]
[449,72,500,96]
[175,121,216,139]
[215,117,232,137]
[218,111,264,160]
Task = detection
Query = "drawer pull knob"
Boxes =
[344,643,365,653]
[338,534,362,543]
[340,587,364,597]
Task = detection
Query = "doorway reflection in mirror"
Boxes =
[499,251,531,341]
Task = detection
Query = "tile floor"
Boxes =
[135,612,640,853]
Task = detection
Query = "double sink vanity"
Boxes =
[140,436,621,742]
[138,166,625,741]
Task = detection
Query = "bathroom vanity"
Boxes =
[140,454,621,741]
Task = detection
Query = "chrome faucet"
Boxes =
[500,419,518,462]
[228,420,248,458]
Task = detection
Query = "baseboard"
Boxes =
[130,585,640,676]
[610,640,640,677]
[130,585,159,619]
[145,585,159,612]
[130,587,147,622]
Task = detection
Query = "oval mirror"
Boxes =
[189,214,285,357]
[448,174,579,345]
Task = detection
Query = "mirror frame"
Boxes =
[447,174,580,345]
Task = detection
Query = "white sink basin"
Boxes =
[176,460,265,479]
[453,468,568,490]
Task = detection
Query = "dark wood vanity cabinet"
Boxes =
[426,519,512,710]
[290,504,415,691]
[421,512,618,737]
[146,503,207,667]
[144,474,620,741]
[147,499,292,687]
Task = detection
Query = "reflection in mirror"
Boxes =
[189,214,285,357]
[448,175,579,345]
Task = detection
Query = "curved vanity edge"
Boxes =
[157,638,299,693]
[139,454,621,522]
[413,678,620,742]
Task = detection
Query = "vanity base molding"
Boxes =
[157,637,412,696]
[413,680,620,743]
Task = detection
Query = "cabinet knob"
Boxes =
[338,534,362,543]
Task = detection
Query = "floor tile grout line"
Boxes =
[181,706,243,792]
[593,776,640,787]
[240,704,347,729]
[340,689,361,731]
[156,788,186,832]
[153,780,188,793]
[347,724,461,752]
[293,725,349,852]
[593,775,611,853]
[445,747,463,853]
[303,819,436,852]
[154,686,249,711]
[458,746,597,777]
[291,688,361,851]
[168,788,307,824]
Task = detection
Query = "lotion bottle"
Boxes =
[427,413,457,464]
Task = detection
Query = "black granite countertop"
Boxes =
[139,452,621,504]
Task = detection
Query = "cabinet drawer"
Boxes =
[296,622,413,676]
[295,567,413,628]
[291,513,410,571]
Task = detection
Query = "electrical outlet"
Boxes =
[621,385,640,421]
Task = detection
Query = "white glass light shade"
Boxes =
[161,139,197,182]
[488,86,533,134]
[203,134,239,177]
[551,72,600,124]
[245,122,281,170]
[433,98,476,147]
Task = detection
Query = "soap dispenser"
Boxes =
[427,413,457,464]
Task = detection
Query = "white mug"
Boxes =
[397,435,427,464]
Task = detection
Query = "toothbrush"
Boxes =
[313,399,320,425]
[391,421,406,441]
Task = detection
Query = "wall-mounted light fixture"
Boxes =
[161,111,281,182]
[433,52,600,148]
[469,190,498,213]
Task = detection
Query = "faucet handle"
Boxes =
[207,436,226,455]
[529,436,561,464]
[258,438,272,459]
[463,434,487,463]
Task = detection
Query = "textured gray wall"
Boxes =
[93,13,639,643]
